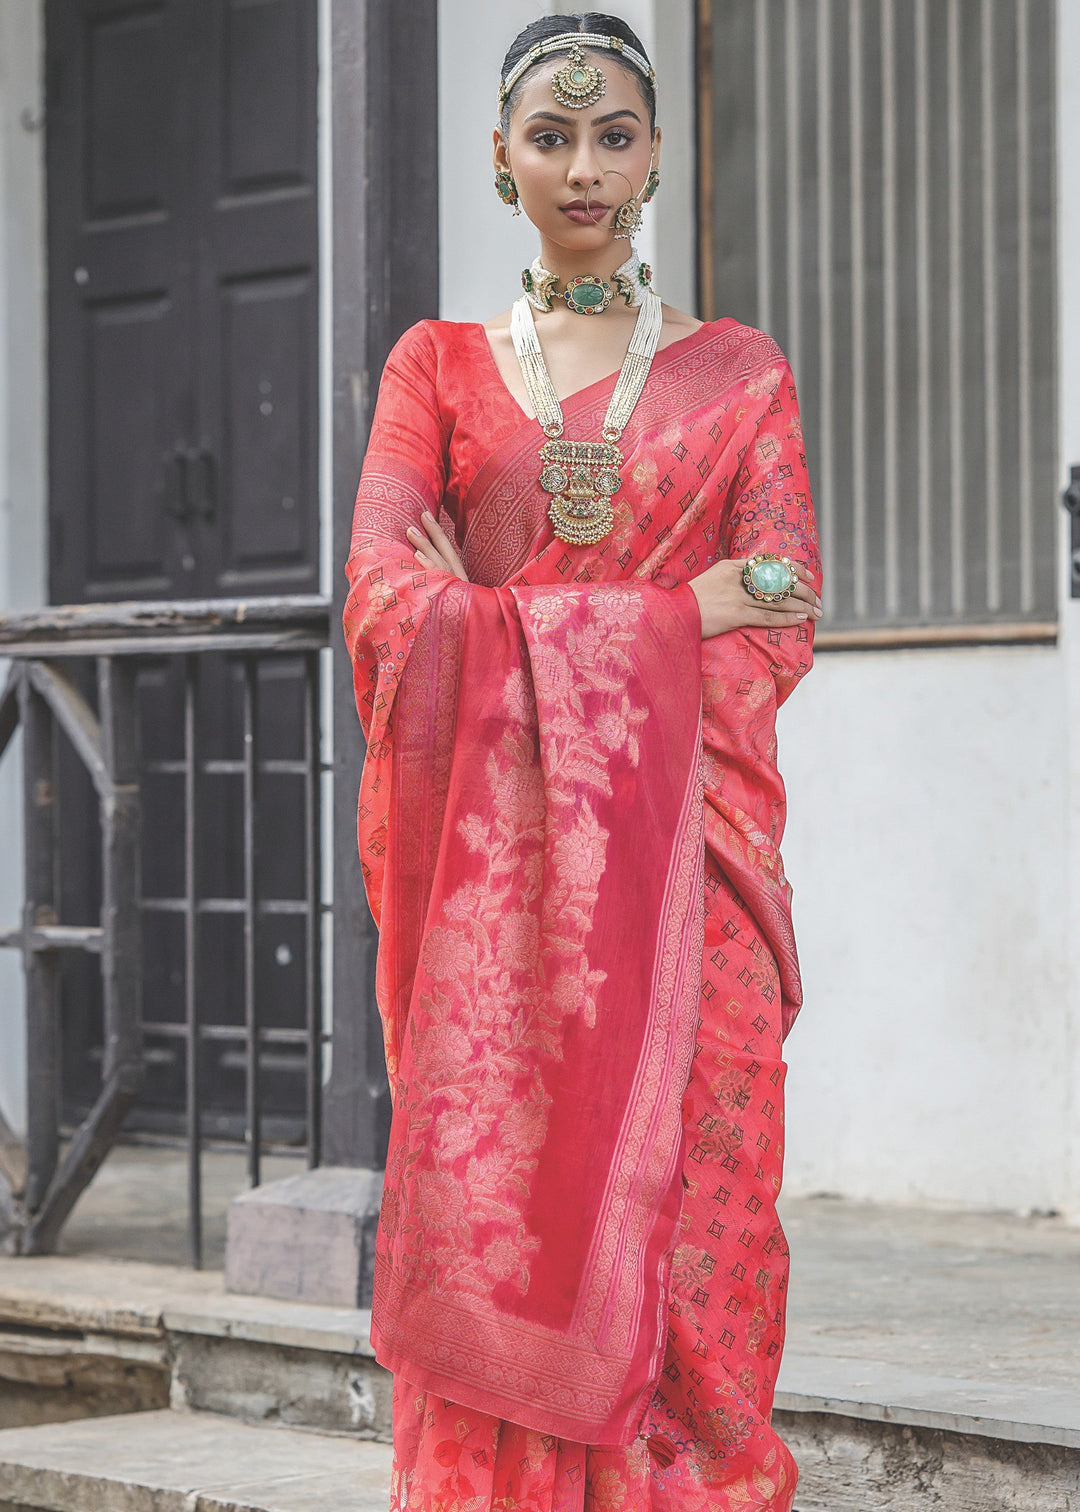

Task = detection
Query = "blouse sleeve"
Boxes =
[714,356,820,707]
[344,321,453,749]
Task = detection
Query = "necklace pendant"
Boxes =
[563,274,614,316]
[539,437,622,545]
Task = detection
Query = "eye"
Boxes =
[532,130,566,149]
[601,129,633,148]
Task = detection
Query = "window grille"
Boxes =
[698,0,1057,637]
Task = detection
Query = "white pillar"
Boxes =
[0,0,46,1138]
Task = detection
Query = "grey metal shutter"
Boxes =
[698,0,1057,638]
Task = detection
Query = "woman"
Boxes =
[344,14,822,1510]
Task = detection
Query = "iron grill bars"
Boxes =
[0,595,329,1265]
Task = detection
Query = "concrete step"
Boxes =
[776,1353,1080,1510]
[0,1407,393,1512]
[0,1255,390,1438]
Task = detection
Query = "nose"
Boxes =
[566,143,604,193]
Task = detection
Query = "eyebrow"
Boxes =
[522,108,643,127]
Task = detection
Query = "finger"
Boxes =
[421,511,466,576]
[749,607,812,627]
[412,543,450,572]
[788,583,822,613]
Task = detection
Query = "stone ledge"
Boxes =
[0,1255,222,1339]
[163,1293,376,1359]
[0,1254,377,1359]
[778,1350,1080,1451]
[0,1255,388,1437]
[0,1408,394,1512]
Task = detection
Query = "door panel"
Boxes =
[222,0,313,195]
[87,295,174,587]
[49,0,193,605]
[85,5,171,222]
[197,0,319,597]
[47,0,319,1137]
[219,273,315,581]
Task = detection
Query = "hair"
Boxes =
[498,13,657,137]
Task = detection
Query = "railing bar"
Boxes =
[0,633,328,659]
[881,0,899,617]
[816,0,835,605]
[243,656,260,1190]
[304,650,322,1170]
[1016,0,1033,614]
[850,0,868,620]
[141,897,311,915]
[915,0,932,617]
[981,0,1000,612]
[19,672,60,1212]
[144,758,309,778]
[754,0,772,330]
[0,664,20,762]
[784,0,801,377]
[143,1022,313,1044]
[947,0,964,616]
[183,654,202,1269]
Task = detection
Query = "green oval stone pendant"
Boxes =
[563,275,614,316]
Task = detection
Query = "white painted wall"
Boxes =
[0,0,46,1136]
[439,0,1080,1218]
[779,646,1070,1212]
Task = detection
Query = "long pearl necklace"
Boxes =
[510,287,665,546]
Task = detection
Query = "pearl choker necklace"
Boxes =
[521,250,656,315]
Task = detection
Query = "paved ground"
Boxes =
[49,1142,1080,1441]
[780,1193,1079,1390]
[777,1192,1080,1446]
[57,1143,307,1269]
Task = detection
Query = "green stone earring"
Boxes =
[642,170,661,205]
[495,169,521,216]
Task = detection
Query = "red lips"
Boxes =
[561,198,608,223]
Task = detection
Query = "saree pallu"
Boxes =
[343,317,820,1510]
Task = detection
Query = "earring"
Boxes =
[642,170,660,204]
[495,169,521,216]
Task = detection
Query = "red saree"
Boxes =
[344,316,819,1511]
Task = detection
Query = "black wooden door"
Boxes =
[46,0,319,1136]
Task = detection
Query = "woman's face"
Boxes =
[495,52,659,251]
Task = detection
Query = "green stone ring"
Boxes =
[742,553,798,602]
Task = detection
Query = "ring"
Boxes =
[742,553,798,602]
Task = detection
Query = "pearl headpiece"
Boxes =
[498,32,656,112]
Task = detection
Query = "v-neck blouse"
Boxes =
[402,318,730,547]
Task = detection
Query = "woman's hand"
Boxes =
[689,558,822,639]
[405,511,469,581]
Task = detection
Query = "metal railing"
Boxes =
[0,596,330,1264]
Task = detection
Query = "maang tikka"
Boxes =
[550,41,607,109]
